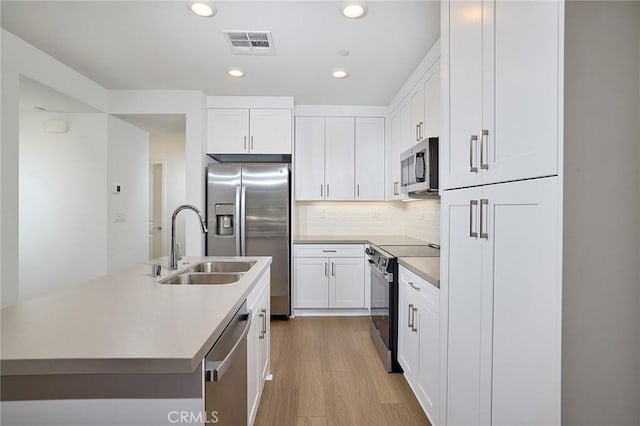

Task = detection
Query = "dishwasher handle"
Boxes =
[204,312,252,382]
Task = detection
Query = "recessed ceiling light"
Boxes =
[228,68,245,78]
[332,70,349,79]
[188,0,216,17]
[342,3,367,19]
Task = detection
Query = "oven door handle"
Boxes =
[369,264,393,283]
[204,312,252,382]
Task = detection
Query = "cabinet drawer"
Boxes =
[399,265,439,315]
[293,244,365,258]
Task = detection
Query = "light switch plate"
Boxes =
[115,213,126,223]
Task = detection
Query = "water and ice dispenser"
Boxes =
[214,204,235,236]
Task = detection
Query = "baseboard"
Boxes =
[292,308,370,317]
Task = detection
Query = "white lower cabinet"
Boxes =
[442,177,560,426]
[247,271,270,426]
[293,244,366,310]
[397,266,440,426]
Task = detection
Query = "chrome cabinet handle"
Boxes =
[320,184,323,198]
[324,262,328,277]
[243,136,247,150]
[470,135,478,173]
[411,307,418,332]
[258,312,265,339]
[357,184,360,198]
[408,281,421,292]
[331,262,335,276]
[322,250,336,253]
[408,303,414,328]
[259,309,267,339]
[480,199,489,239]
[326,184,330,198]
[470,200,479,238]
[394,181,399,196]
[419,122,424,140]
[480,129,489,170]
[416,124,419,141]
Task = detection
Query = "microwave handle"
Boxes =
[415,153,426,181]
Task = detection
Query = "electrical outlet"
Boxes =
[115,213,126,223]
[320,209,326,219]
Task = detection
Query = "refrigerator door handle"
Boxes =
[235,185,241,256]
[240,184,247,256]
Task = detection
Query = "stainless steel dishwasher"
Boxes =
[204,300,251,425]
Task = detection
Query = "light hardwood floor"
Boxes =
[254,316,431,426]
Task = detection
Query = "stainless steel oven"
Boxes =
[366,244,440,373]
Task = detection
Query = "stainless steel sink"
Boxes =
[188,261,256,273]
[159,272,243,285]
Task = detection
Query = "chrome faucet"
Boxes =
[169,204,208,270]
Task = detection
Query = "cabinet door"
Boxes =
[258,282,270,385]
[325,117,355,200]
[442,185,489,426]
[397,280,419,382]
[416,290,440,425]
[482,177,560,426]
[247,308,261,425]
[399,101,412,153]
[387,109,403,200]
[328,257,364,308]
[482,1,560,185]
[249,109,292,154]
[294,117,325,201]
[423,65,441,139]
[355,117,385,201]
[206,109,249,154]
[442,0,484,190]
[294,257,329,308]
[410,85,426,143]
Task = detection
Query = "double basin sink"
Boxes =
[159,260,256,285]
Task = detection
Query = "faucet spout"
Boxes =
[169,204,207,270]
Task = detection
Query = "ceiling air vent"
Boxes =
[223,31,275,56]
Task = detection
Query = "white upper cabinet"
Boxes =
[442,0,560,189]
[410,84,426,144]
[423,66,441,139]
[386,109,403,200]
[325,117,356,200]
[206,109,250,154]
[355,117,385,201]
[294,117,326,201]
[294,115,385,201]
[206,108,292,154]
[249,109,293,154]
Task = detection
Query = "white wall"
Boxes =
[149,131,186,256]
[294,199,440,243]
[107,116,149,272]
[1,29,109,307]
[562,2,640,425]
[108,91,206,257]
[19,112,108,300]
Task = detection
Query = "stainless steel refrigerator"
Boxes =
[206,163,290,316]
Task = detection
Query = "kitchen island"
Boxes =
[0,256,271,425]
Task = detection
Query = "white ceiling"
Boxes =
[1,1,440,105]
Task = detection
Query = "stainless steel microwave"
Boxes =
[400,137,439,196]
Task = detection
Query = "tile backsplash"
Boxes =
[294,199,440,244]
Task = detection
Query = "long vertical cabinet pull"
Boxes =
[250,135,254,151]
[480,129,489,170]
[320,185,323,198]
[243,136,247,151]
[260,308,267,339]
[411,307,418,332]
[357,184,360,198]
[324,262,328,277]
[470,135,479,172]
[480,199,489,239]
[326,184,330,198]
[331,262,335,276]
[258,311,265,339]
[408,303,414,328]
[470,200,479,238]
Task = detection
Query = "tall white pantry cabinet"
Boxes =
[440,1,563,425]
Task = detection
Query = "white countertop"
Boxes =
[293,234,431,246]
[0,256,271,376]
